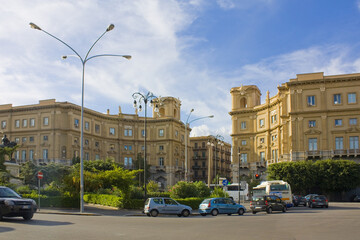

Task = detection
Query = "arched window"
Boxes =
[240,98,247,108]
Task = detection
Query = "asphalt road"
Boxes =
[0,202,359,240]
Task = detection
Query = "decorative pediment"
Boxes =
[346,126,360,133]
[304,129,322,135]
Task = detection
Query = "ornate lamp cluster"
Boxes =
[207,134,224,187]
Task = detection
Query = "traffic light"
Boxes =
[255,174,260,179]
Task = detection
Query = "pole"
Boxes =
[38,177,41,211]
[184,113,213,182]
[185,123,188,181]
[207,145,211,187]
[214,144,217,188]
[144,99,147,199]
[80,63,85,213]
[238,152,241,204]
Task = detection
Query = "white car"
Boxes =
[144,197,192,217]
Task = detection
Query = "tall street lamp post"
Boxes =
[30,23,131,213]
[207,134,224,187]
[132,92,159,199]
[238,149,241,204]
[184,111,213,181]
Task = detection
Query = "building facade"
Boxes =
[0,97,188,189]
[189,136,232,184]
[230,72,360,180]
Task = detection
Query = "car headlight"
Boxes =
[31,199,37,206]
[4,200,15,206]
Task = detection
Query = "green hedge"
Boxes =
[84,194,123,208]
[147,192,171,198]
[175,197,204,210]
[22,194,79,208]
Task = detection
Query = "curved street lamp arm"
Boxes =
[86,54,132,62]
[185,109,194,125]
[36,28,83,63]
[132,92,146,102]
[188,115,214,125]
[84,30,108,61]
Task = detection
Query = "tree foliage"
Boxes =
[169,181,211,199]
[64,161,141,198]
[267,160,360,194]
[0,146,19,172]
[20,161,71,188]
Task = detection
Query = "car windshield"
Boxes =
[0,187,21,198]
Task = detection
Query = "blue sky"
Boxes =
[1,0,360,143]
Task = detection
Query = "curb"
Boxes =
[36,210,100,216]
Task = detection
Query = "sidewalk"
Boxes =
[37,203,144,216]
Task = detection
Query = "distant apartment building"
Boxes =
[0,97,189,189]
[189,136,232,184]
[230,72,360,180]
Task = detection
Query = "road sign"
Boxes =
[222,179,229,186]
[37,171,43,179]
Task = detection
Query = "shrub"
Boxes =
[123,199,144,209]
[146,180,159,193]
[23,194,79,208]
[170,181,198,198]
[130,186,144,199]
[194,181,211,197]
[84,194,123,208]
[210,187,229,198]
[16,185,33,194]
[147,192,171,198]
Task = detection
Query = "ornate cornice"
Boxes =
[286,75,360,87]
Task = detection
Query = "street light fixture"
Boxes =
[184,111,213,181]
[207,134,224,187]
[132,92,160,199]
[30,22,131,213]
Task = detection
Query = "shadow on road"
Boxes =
[0,226,14,233]
[0,218,73,226]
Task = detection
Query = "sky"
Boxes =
[2,0,360,144]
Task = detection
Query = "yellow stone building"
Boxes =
[0,97,189,189]
[189,136,232,184]
[230,72,360,179]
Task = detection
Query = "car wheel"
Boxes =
[308,203,311,208]
[200,213,207,216]
[238,208,245,215]
[325,205,329,208]
[150,210,159,217]
[182,209,190,217]
[311,204,315,208]
[252,211,256,214]
[267,207,272,214]
[282,206,287,212]
[211,209,218,216]
[23,212,34,220]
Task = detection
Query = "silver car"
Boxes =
[144,197,192,217]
